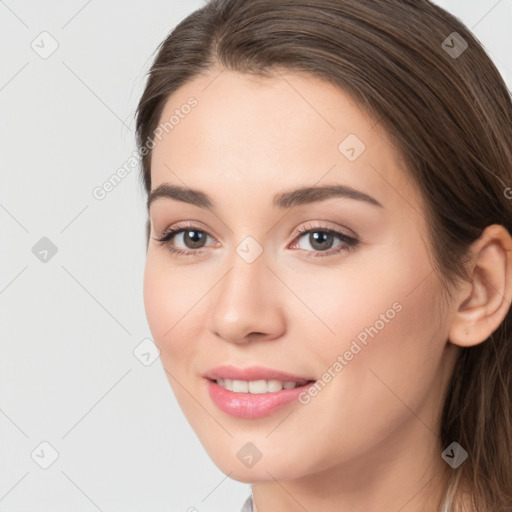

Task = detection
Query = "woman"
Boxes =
[135,0,512,510]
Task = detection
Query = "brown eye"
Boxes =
[306,231,336,251]
[292,225,359,258]
[180,229,207,249]
[154,224,215,255]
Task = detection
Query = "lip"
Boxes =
[203,365,316,419]
[205,379,316,419]
[203,365,314,383]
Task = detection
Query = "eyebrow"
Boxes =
[147,183,384,210]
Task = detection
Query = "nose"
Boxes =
[207,248,286,344]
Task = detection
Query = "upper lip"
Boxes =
[204,365,315,383]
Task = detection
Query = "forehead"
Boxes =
[149,69,420,215]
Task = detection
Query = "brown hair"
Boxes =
[134,0,512,509]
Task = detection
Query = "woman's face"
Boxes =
[144,69,458,483]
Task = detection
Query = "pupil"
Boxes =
[311,231,333,251]
[185,230,205,248]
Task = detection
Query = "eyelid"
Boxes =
[291,220,356,240]
[289,222,359,257]
[153,221,219,252]
[154,220,359,257]
[155,220,214,241]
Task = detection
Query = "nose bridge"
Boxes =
[218,229,269,299]
[217,244,269,315]
[208,240,284,342]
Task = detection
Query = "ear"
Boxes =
[449,224,512,347]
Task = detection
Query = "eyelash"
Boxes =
[153,221,359,258]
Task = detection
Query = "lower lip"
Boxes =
[206,379,316,419]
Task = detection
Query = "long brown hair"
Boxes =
[135,1,512,509]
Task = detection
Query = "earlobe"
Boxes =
[448,224,512,348]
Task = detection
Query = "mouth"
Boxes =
[203,365,317,418]
[205,376,317,419]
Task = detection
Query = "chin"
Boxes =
[203,443,308,482]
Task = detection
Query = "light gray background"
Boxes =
[1,1,510,511]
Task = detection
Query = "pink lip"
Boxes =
[203,365,316,419]
[203,365,313,383]
[206,379,315,419]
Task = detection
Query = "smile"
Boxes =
[215,378,309,393]
[205,377,316,419]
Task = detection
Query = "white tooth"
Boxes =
[218,379,300,393]
[267,380,283,392]
[232,379,249,393]
[248,380,268,394]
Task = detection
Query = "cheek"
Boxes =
[315,238,443,361]
[306,253,446,424]
[296,239,446,404]
[277,274,446,473]
[142,253,204,367]
[143,255,170,343]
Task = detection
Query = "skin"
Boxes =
[143,68,512,512]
